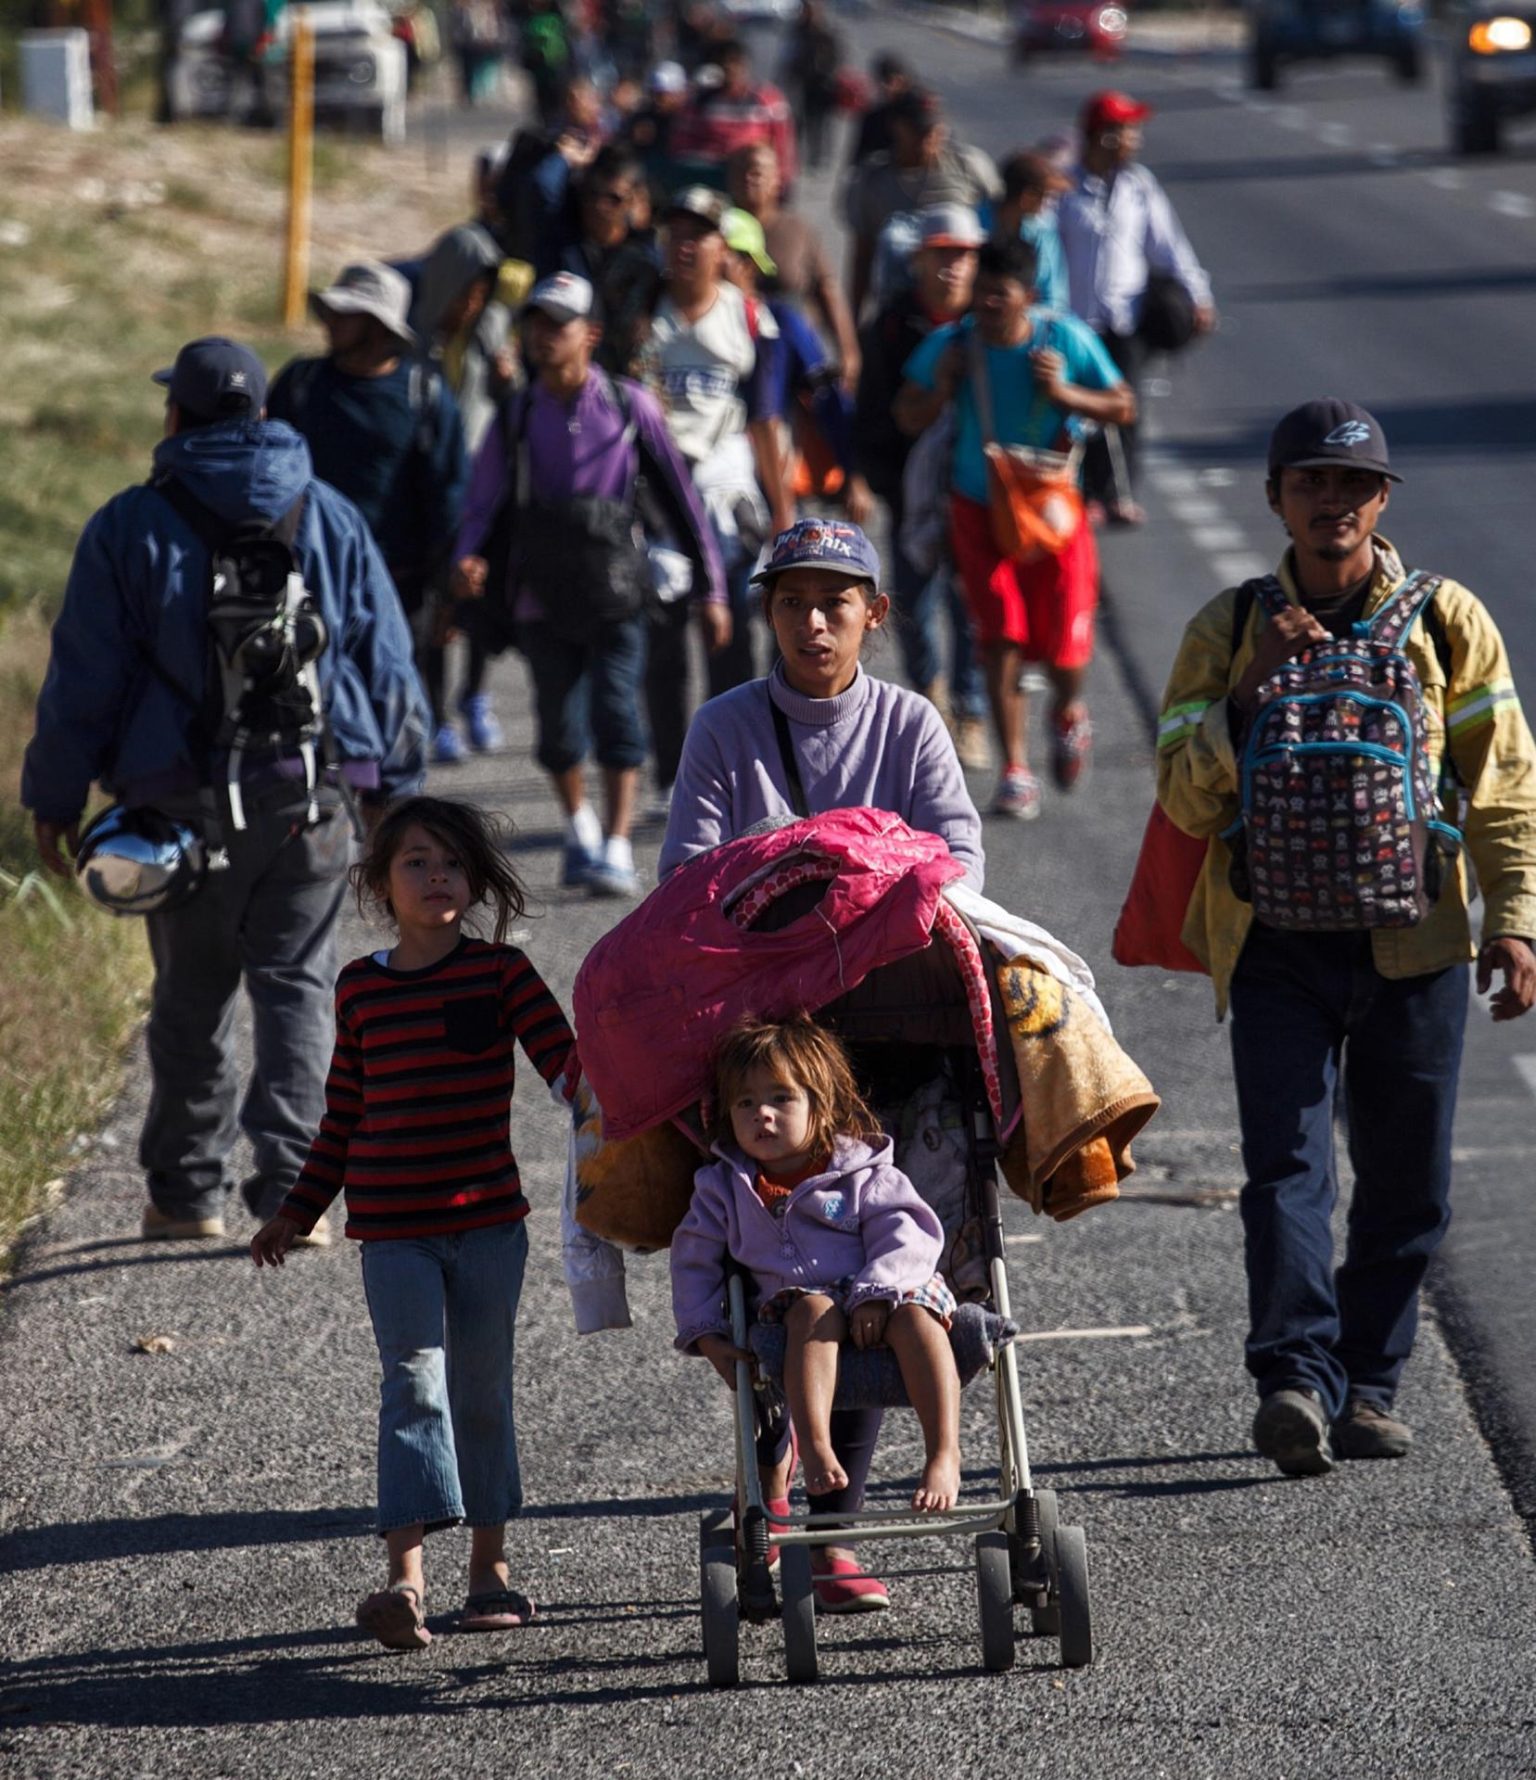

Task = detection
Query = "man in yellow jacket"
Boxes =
[1156,398,1536,1477]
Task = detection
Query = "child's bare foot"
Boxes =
[803,1442,850,1497]
[912,1450,961,1513]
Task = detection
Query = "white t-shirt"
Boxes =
[640,281,778,467]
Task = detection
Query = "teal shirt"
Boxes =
[903,310,1122,506]
[1018,216,1070,313]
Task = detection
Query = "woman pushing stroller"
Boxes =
[672,1017,964,1514]
[658,516,983,1609]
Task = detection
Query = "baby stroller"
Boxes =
[569,810,1159,1684]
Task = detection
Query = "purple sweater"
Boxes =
[657,660,985,889]
[671,1135,945,1352]
[455,371,726,621]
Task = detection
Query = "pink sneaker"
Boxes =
[810,1550,891,1613]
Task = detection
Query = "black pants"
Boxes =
[1083,328,1147,507]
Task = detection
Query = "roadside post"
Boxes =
[282,9,316,330]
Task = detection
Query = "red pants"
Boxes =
[949,493,1099,668]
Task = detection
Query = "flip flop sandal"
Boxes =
[356,1583,432,1650]
[457,1588,536,1631]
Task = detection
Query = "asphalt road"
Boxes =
[5,18,1536,1778]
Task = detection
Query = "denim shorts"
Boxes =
[517,617,648,774]
[359,1218,529,1534]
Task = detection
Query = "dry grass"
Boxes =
[0,110,466,1262]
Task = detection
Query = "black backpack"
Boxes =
[492,126,572,265]
[149,477,331,835]
[482,375,654,648]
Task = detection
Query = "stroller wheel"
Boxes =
[1055,1525,1094,1669]
[975,1531,1016,1672]
[700,1511,740,1688]
[779,1544,819,1684]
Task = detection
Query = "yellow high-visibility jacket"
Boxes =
[1155,538,1536,1017]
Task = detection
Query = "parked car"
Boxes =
[1448,0,1536,151]
[168,0,408,141]
[1245,0,1425,89]
[1012,0,1128,62]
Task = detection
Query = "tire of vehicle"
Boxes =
[976,1531,1017,1673]
[700,1512,740,1688]
[1056,1524,1094,1669]
[780,1544,819,1684]
[1021,1487,1060,1633]
[1454,94,1501,154]
[1248,39,1278,89]
[1394,41,1422,83]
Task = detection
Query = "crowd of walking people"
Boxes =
[20,0,1536,1658]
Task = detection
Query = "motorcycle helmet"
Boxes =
[74,806,208,916]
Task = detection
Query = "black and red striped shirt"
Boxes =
[281,938,576,1241]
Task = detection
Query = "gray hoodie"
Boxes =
[411,223,513,452]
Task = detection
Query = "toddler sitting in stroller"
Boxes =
[672,1017,963,1513]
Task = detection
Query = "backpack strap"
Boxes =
[1368,567,1445,654]
[408,360,444,458]
[767,685,810,818]
[1230,579,1263,656]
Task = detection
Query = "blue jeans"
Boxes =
[518,618,648,775]
[1228,926,1467,1421]
[890,541,984,720]
[359,1220,529,1534]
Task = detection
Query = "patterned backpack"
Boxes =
[1230,570,1461,931]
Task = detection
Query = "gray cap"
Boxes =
[522,271,596,324]
[310,261,417,347]
[918,203,985,250]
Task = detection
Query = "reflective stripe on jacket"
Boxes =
[1154,538,1536,1016]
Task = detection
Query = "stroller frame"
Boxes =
[697,921,1095,1685]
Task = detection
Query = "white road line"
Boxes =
[1511,1055,1536,1100]
[1212,552,1271,584]
[1190,524,1251,554]
[1004,1233,1045,1246]
[1199,467,1236,488]
[1167,495,1224,525]
[1147,465,1200,497]
[1490,190,1536,218]
[1012,1325,1155,1343]
[1426,167,1464,191]
[1318,121,1353,147]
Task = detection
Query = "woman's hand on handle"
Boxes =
[695,1332,756,1390]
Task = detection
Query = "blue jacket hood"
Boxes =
[150,418,313,525]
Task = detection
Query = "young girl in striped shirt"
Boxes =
[252,796,577,1651]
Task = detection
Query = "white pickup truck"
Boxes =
[168,1,408,143]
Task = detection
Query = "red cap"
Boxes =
[1080,90,1151,135]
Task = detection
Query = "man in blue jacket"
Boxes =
[22,336,430,1244]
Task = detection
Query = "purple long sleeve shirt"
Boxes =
[657,659,986,890]
[670,1135,946,1352]
[455,370,726,620]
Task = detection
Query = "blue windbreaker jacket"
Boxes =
[22,418,429,825]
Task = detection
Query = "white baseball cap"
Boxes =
[521,272,596,324]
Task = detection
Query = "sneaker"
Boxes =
[459,693,504,753]
[292,1215,332,1249]
[1252,1387,1335,1477]
[810,1550,890,1614]
[1334,1397,1413,1460]
[586,859,641,899]
[431,722,465,766]
[141,1202,226,1241]
[952,715,991,773]
[561,842,601,888]
[990,767,1042,821]
[1050,707,1093,791]
[1106,499,1147,528]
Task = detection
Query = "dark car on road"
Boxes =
[1012,0,1128,63]
[1246,0,1425,89]
[1448,1,1536,151]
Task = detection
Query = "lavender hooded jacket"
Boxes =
[670,1135,944,1353]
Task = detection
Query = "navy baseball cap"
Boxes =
[1267,398,1400,482]
[151,336,267,421]
[751,518,881,587]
